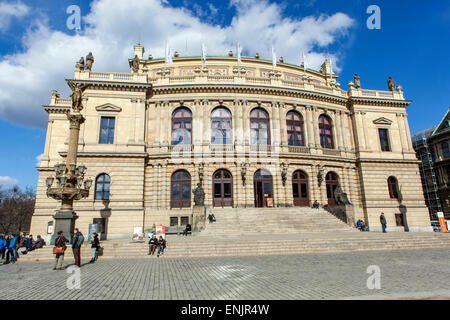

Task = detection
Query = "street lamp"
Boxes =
[45,81,93,244]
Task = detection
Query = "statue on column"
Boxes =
[85,52,94,71]
[387,76,396,92]
[192,183,205,206]
[75,57,85,71]
[354,74,361,89]
[69,83,87,112]
[131,54,140,73]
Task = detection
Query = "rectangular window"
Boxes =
[170,217,178,227]
[378,128,391,151]
[99,117,115,144]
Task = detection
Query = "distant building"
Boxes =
[412,107,450,220]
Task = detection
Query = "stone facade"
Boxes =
[30,46,432,239]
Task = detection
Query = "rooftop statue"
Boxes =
[131,55,140,73]
[388,76,396,92]
[354,74,361,89]
[75,57,85,71]
[85,52,94,71]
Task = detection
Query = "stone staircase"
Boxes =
[15,207,450,262]
[198,207,356,236]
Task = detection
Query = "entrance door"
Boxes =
[254,169,273,208]
[171,170,191,208]
[292,170,309,206]
[326,172,339,206]
[212,169,233,207]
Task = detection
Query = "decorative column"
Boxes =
[402,114,413,151]
[396,113,407,152]
[128,98,137,143]
[242,100,249,145]
[336,111,344,150]
[202,100,210,145]
[313,107,321,148]
[42,118,54,167]
[164,102,171,147]
[305,106,314,148]
[361,112,369,151]
[279,103,287,147]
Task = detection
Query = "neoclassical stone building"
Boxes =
[30,45,432,239]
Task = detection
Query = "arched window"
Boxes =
[325,172,339,206]
[95,174,110,200]
[286,111,304,146]
[171,107,192,145]
[250,108,270,145]
[211,107,232,144]
[171,170,191,208]
[388,176,399,199]
[319,115,334,149]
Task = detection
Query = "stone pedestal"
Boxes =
[50,210,78,245]
[192,205,206,232]
[344,204,356,227]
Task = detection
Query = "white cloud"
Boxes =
[0,1,29,31]
[0,0,354,128]
[0,176,19,187]
[35,153,43,167]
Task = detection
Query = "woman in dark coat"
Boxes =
[90,233,100,263]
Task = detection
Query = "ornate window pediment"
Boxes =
[95,103,122,112]
[373,117,392,125]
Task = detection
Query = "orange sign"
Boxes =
[437,212,448,233]
[267,198,273,207]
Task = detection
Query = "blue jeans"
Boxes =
[7,249,15,263]
[91,248,97,261]
[157,245,165,255]
[382,224,387,233]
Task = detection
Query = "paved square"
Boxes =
[1,248,450,300]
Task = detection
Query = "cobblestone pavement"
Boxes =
[1,248,449,300]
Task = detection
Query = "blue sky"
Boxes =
[0,0,449,191]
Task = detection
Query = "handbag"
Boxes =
[97,247,104,256]
[53,246,65,254]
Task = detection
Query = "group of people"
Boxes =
[0,233,46,264]
[52,228,101,270]
[208,213,216,223]
[148,235,166,257]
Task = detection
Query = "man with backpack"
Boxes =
[72,228,84,267]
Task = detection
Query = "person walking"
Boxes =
[53,231,67,270]
[6,234,18,264]
[90,233,100,263]
[380,213,387,233]
[72,228,84,267]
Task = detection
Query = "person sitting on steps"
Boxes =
[312,200,320,209]
[183,223,192,236]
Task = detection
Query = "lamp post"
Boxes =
[46,81,92,244]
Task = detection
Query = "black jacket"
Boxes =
[91,236,100,248]
[380,215,387,225]
[149,238,158,246]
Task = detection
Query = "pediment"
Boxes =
[95,103,122,112]
[431,108,450,137]
[373,117,393,125]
